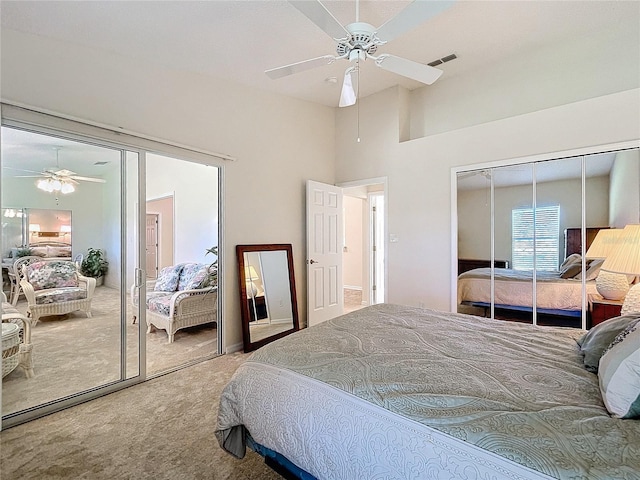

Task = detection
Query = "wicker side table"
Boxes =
[2,322,20,378]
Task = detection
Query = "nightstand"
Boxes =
[589,298,623,329]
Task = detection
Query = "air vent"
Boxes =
[428,53,457,67]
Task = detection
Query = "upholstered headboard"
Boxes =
[27,241,72,258]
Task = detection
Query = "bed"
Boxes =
[456,227,608,323]
[216,304,640,479]
[457,266,600,320]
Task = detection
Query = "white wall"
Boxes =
[146,153,218,266]
[1,29,335,351]
[343,195,364,289]
[610,150,640,228]
[458,175,610,266]
[409,23,639,140]
[336,87,639,311]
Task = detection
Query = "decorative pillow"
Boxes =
[26,261,79,291]
[47,246,72,257]
[154,265,183,292]
[560,262,582,279]
[574,259,604,281]
[30,246,48,257]
[177,263,210,290]
[560,253,582,271]
[598,319,640,418]
[577,314,640,372]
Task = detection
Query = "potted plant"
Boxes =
[205,246,218,286]
[81,248,108,285]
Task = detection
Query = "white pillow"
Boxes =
[598,319,640,418]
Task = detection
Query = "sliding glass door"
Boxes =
[1,124,142,427]
[1,106,223,429]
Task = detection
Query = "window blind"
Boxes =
[512,205,560,271]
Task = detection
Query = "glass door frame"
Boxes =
[1,103,224,429]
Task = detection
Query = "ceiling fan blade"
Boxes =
[69,175,106,184]
[1,165,44,175]
[375,54,443,85]
[375,0,455,42]
[339,68,357,108]
[266,55,335,79]
[288,0,349,40]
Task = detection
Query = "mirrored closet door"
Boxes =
[455,145,640,328]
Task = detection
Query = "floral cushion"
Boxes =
[26,261,79,291]
[154,265,183,292]
[147,294,173,317]
[34,287,87,305]
[177,263,210,291]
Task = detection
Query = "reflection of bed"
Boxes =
[217,304,639,479]
[27,241,72,258]
[457,267,599,318]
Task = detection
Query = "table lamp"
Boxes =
[601,224,640,315]
[586,228,630,300]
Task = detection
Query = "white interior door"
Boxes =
[306,180,343,327]
[145,214,158,279]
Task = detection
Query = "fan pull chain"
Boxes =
[357,60,361,143]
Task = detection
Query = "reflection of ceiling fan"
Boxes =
[266,0,454,107]
[6,148,106,194]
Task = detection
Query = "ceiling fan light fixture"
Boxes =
[60,182,75,194]
[37,178,53,193]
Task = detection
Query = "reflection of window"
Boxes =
[512,205,560,271]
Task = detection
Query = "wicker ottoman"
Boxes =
[2,323,20,378]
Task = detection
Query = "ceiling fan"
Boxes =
[6,148,106,194]
[266,0,454,107]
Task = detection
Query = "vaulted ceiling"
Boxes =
[2,0,638,108]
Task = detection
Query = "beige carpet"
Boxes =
[1,352,284,480]
[3,286,218,416]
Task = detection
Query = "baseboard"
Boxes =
[344,285,362,291]
[225,342,244,353]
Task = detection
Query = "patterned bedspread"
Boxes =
[217,304,640,479]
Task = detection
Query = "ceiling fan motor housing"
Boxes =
[336,22,378,58]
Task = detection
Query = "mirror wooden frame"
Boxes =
[236,244,300,352]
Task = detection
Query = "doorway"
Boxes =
[306,178,387,327]
[146,195,175,280]
[343,182,386,314]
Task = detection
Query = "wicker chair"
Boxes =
[131,262,217,343]
[8,256,42,305]
[2,292,34,378]
[20,259,96,326]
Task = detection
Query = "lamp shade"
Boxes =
[602,225,640,314]
[601,224,640,276]
[585,229,621,259]
[244,265,259,281]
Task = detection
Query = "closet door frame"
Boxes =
[450,139,639,329]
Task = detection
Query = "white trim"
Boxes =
[344,285,363,291]
[0,102,236,162]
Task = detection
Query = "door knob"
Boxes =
[308,259,318,264]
